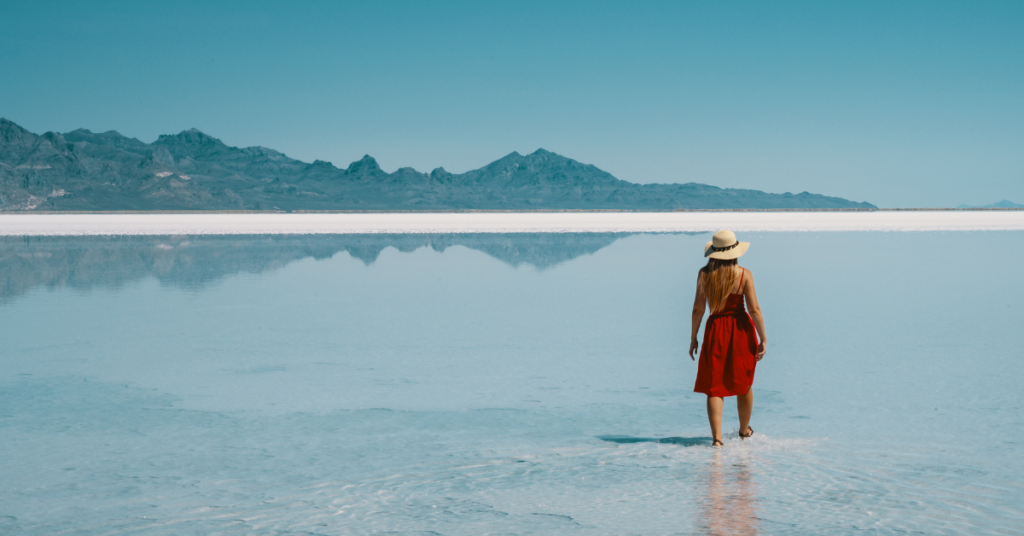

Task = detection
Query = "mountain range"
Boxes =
[957,200,1023,208]
[0,118,875,211]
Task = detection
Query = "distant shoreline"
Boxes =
[3,211,1023,235]
[2,207,1023,215]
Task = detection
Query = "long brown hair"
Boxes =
[700,258,740,313]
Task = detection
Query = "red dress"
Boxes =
[694,270,759,397]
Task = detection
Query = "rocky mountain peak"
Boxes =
[152,128,230,160]
[64,128,148,151]
[345,155,381,174]
[66,128,94,135]
[155,128,226,148]
[40,131,69,146]
[430,167,453,181]
[524,148,573,165]
[0,118,36,146]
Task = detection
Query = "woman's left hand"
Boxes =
[756,341,766,361]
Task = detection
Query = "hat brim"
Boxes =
[704,241,749,260]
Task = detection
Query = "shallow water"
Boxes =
[1,232,1022,534]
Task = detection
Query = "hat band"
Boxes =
[709,241,739,253]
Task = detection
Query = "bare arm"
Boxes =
[742,269,768,360]
[688,272,706,360]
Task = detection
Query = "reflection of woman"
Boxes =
[688,230,767,447]
[699,449,760,535]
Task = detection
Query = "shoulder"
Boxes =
[740,267,754,285]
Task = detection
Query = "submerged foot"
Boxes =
[739,426,754,439]
[712,438,724,448]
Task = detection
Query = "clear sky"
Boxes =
[1,1,1021,207]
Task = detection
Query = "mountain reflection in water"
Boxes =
[0,233,633,303]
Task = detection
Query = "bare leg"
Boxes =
[737,388,754,438]
[706,396,724,445]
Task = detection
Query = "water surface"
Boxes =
[1,232,1021,534]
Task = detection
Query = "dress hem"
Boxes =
[693,385,753,398]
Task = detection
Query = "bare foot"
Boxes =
[712,438,724,447]
[739,426,754,439]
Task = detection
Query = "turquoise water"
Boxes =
[1,232,1022,534]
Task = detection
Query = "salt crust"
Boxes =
[1,211,1023,236]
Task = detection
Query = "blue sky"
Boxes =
[1,1,1021,207]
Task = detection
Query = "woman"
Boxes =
[689,230,767,447]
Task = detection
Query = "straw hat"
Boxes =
[704,230,750,259]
